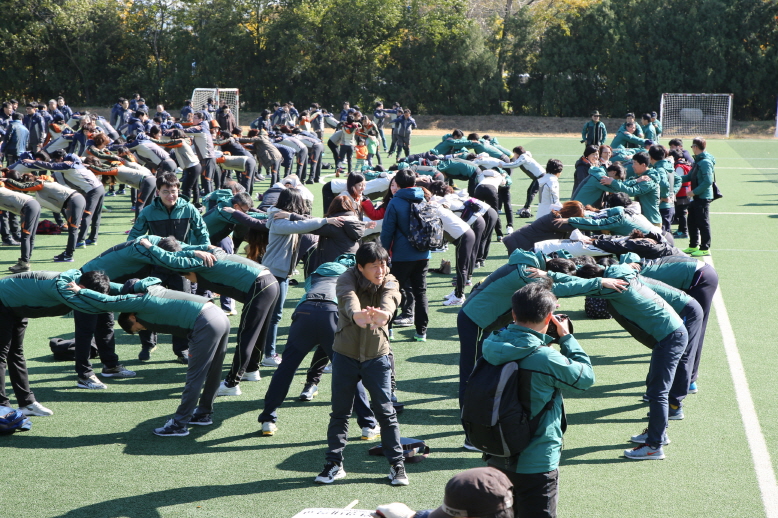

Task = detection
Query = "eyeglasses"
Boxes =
[159,189,179,196]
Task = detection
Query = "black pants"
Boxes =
[675,199,690,233]
[258,302,376,427]
[499,185,513,227]
[339,144,354,174]
[660,207,675,233]
[181,164,203,204]
[201,158,218,194]
[688,197,711,250]
[308,143,324,182]
[327,140,340,167]
[495,468,559,518]
[477,207,499,263]
[390,259,429,335]
[474,184,502,236]
[687,263,719,382]
[224,274,280,386]
[524,178,540,210]
[453,229,476,298]
[63,194,86,256]
[73,310,119,378]
[0,211,19,240]
[469,216,486,278]
[457,310,484,407]
[0,304,34,408]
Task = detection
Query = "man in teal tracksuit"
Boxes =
[482,282,595,517]
[436,156,480,182]
[600,152,661,226]
[571,164,623,208]
[128,173,210,362]
[610,122,647,149]
[67,279,230,437]
[581,110,607,145]
[484,282,594,517]
[430,133,471,155]
[0,270,116,416]
[565,204,658,237]
[677,138,715,256]
[640,114,657,142]
[456,248,628,431]
[575,264,687,460]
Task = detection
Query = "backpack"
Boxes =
[585,296,612,319]
[407,200,444,252]
[369,437,430,464]
[49,338,98,361]
[461,353,557,457]
[36,219,62,235]
[0,406,32,434]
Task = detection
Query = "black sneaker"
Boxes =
[388,462,409,486]
[53,253,74,262]
[153,419,189,437]
[189,413,213,426]
[393,317,414,327]
[138,346,157,361]
[314,461,346,484]
[299,383,318,401]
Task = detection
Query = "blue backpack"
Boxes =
[0,406,32,434]
[407,200,444,252]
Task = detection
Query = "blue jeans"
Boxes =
[645,326,688,447]
[264,276,289,358]
[258,302,375,427]
[326,352,403,465]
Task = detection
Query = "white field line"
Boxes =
[706,255,778,518]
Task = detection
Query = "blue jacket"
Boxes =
[1,121,29,155]
[126,117,146,138]
[380,187,431,262]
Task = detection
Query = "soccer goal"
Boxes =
[191,88,240,125]
[660,93,733,137]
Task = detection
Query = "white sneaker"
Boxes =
[361,426,381,440]
[443,289,456,300]
[18,402,54,417]
[624,443,665,460]
[630,429,670,445]
[242,370,261,382]
[261,421,277,436]
[506,226,514,233]
[323,363,333,373]
[444,295,465,306]
[217,381,242,397]
[261,355,282,367]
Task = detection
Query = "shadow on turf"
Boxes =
[559,444,631,465]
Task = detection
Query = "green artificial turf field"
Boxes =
[1,135,776,517]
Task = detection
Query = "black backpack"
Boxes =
[49,338,98,362]
[461,353,557,457]
[407,200,444,252]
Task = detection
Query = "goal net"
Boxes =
[660,93,733,137]
[191,88,240,125]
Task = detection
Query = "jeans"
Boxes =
[264,276,290,358]
[645,326,687,447]
[326,352,403,465]
[258,302,376,427]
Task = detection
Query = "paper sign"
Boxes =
[291,509,374,518]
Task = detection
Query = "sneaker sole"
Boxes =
[315,470,347,484]
[262,430,277,436]
[189,420,213,426]
[154,430,190,437]
[99,372,136,378]
[299,393,318,401]
[624,452,665,460]
[388,475,410,485]
[76,382,107,390]
[20,410,53,417]
[361,434,380,441]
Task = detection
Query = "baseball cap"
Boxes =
[429,468,513,518]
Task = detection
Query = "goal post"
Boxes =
[660,93,733,137]
[191,88,240,125]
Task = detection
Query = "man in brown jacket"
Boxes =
[314,242,408,486]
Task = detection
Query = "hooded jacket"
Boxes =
[682,151,715,200]
[306,212,364,274]
[380,187,431,262]
[262,206,329,278]
[483,325,594,474]
[567,206,656,237]
[571,166,611,207]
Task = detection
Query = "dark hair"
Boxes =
[428,180,453,197]
[467,132,479,141]
[545,258,576,275]
[346,172,366,198]
[395,170,415,189]
[597,256,618,267]
[92,133,110,147]
[355,241,389,267]
[231,192,254,209]
[80,270,111,294]
[12,112,23,121]
[451,129,464,139]
[669,150,683,162]
[511,280,556,324]
[606,192,632,208]
[668,138,683,147]
[512,146,526,156]
[50,149,67,160]
[381,177,397,205]
[222,179,245,194]
[157,236,182,252]
[327,195,358,216]
[572,255,597,266]
[156,173,179,190]
[546,159,563,175]
[584,144,600,157]
[118,313,138,334]
[692,137,706,151]
[576,264,605,279]
[632,152,650,166]
[134,110,146,118]
[275,187,306,214]
[648,145,665,161]
[34,151,51,161]
[641,113,652,123]
[607,163,626,180]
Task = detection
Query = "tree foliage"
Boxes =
[0,0,776,119]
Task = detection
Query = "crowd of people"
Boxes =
[0,95,720,517]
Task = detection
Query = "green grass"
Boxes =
[1,135,776,517]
